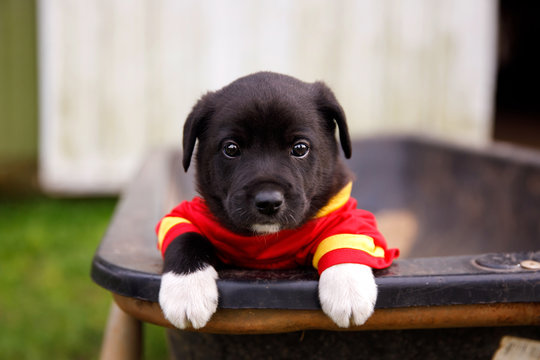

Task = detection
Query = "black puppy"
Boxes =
[157,72,397,329]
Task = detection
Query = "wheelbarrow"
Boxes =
[92,136,540,359]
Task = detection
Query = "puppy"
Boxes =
[156,72,399,329]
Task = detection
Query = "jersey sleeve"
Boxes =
[311,204,399,274]
[155,201,202,257]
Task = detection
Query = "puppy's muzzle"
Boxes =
[254,190,284,216]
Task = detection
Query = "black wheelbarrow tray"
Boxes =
[91,136,540,335]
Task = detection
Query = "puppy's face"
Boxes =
[182,72,351,235]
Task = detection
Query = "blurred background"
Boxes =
[1,0,539,358]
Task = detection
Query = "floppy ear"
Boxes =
[182,92,215,171]
[313,82,352,158]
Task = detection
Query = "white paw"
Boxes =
[159,266,219,329]
[318,263,377,328]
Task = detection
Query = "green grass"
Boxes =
[0,195,168,359]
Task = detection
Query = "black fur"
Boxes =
[163,233,218,275]
[167,72,353,275]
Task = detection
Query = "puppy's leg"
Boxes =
[159,233,219,329]
[318,263,377,328]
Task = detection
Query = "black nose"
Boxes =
[254,190,284,215]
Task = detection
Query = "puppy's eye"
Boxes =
[291,141,310,158]
[223,141,241,158]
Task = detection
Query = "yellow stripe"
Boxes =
[312,234,385,269]
[314,182,352,218]
[157,217,192,249]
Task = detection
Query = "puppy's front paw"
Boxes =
[159,266,219,329]
[318,263,377,328]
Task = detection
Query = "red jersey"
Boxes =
[156,183,399,274]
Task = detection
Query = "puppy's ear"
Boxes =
[182,92,215,171]
[313,82,352,158]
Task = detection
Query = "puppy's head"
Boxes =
[183,72,352,235]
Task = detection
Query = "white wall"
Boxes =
[38,0,498,194]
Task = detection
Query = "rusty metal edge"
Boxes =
[112,293,540,335]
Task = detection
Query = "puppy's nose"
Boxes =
[254,190,284,215]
